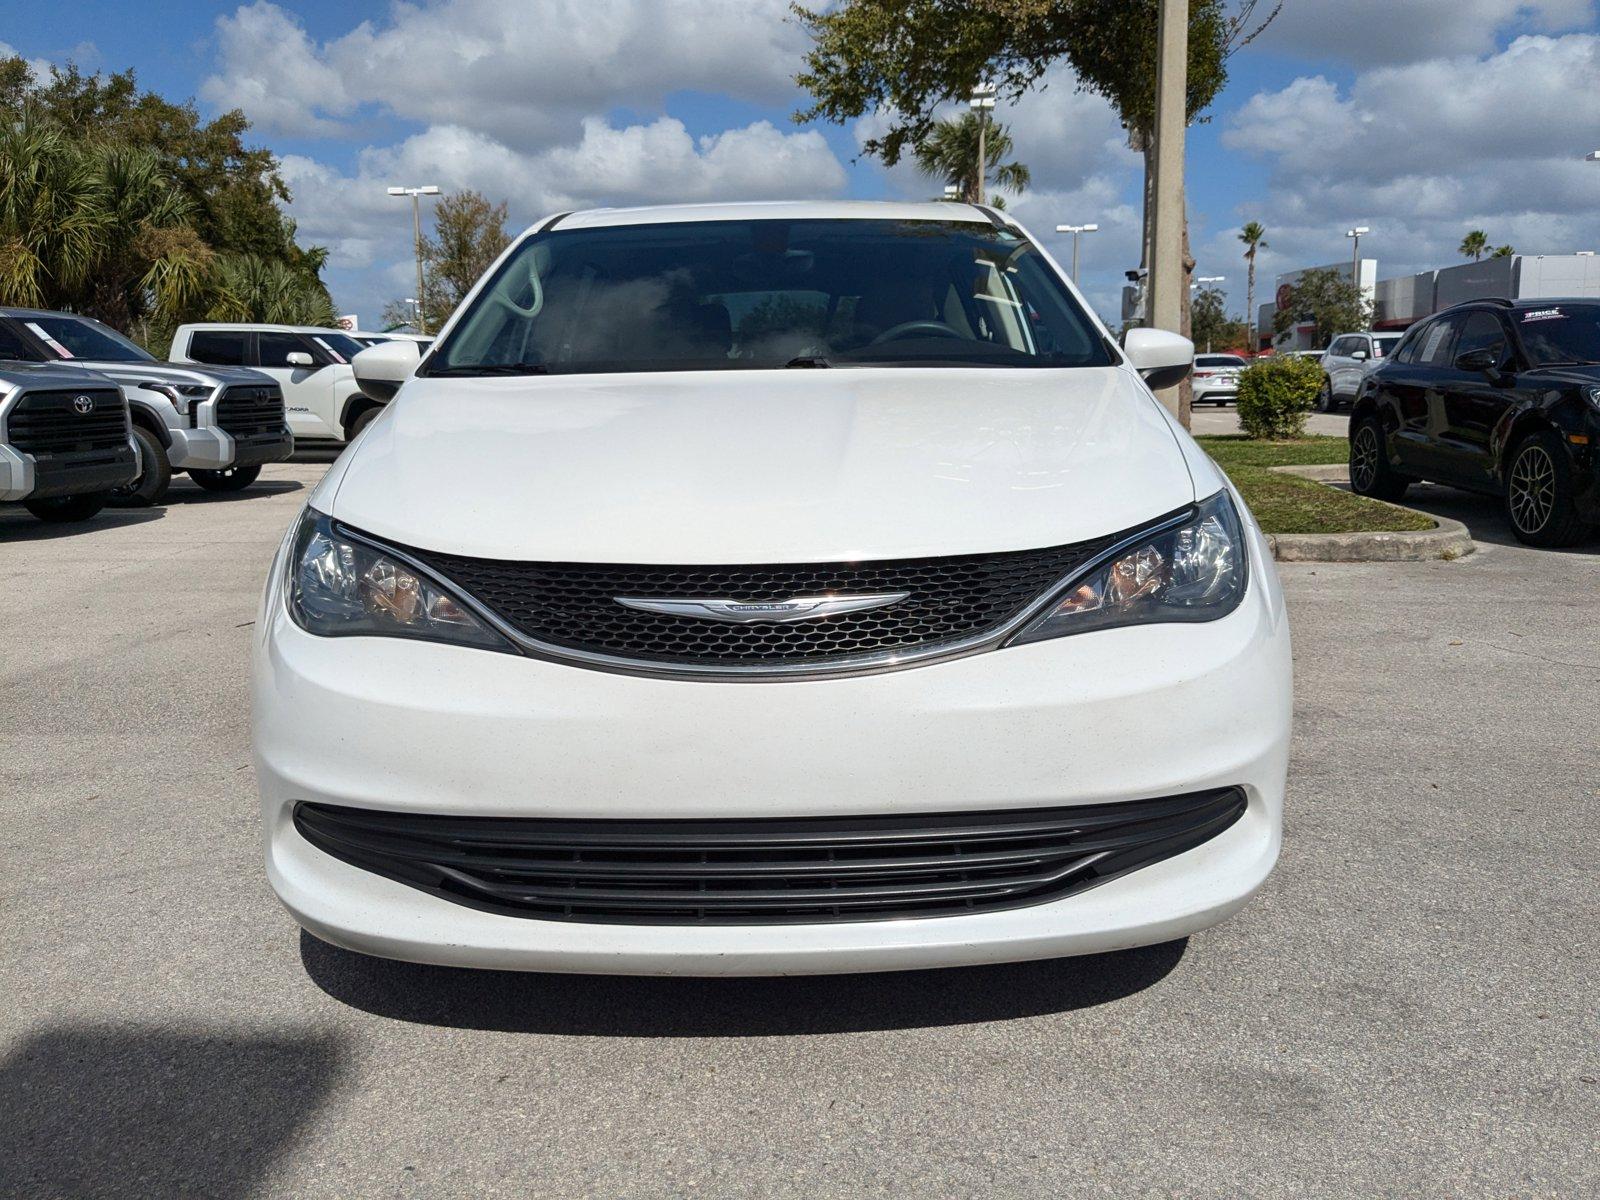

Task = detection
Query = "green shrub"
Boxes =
[1234,355,1323,439]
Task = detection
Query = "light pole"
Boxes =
[1191,275,1225,288]
[1346,225,1370,294]
[1148,0,1189,423]
[1055,223,1099,283]
[388,185,440,333]
[970,82,996,205]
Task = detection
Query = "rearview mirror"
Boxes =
[1122,327,1194,391]
[285,350,315,368]
[352,339,423,402]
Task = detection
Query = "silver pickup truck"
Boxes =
[1,308,292,505]
[1,362,138,522]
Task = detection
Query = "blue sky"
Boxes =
[6,1,1599,327]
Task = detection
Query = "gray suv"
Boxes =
[1317,332,1405,412]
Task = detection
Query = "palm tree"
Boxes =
[913,113,1030,205]
[1460,230,1490,261]
[1491,244,1515,258]
[1238,221,1267,355]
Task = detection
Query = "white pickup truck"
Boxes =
[169,323,384,443]
[1,308,292,504]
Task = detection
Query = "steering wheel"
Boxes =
[868,319,963,346]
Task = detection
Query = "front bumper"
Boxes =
[0,440,137,502]
[253,522,1292,975]
[166,425,293,470]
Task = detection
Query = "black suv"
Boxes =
[1349,298,1600,546]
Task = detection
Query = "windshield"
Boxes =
[1196,355,1245,367]
[427,218,1114,376]
[1516,305,1600,366]
[19,314,155,362]
[308,332,364,363]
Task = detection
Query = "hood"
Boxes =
[55,359,275,389]
[329,367,1197,564]
[0,361,120,398]
[1522,363,1600,387]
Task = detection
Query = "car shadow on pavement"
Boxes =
[299,930,1187,1036]
[0,1024,349,1199]
[159,479,306,506]
[0,507,165,541]
[1398,482,1600,553]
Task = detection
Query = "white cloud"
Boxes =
[1211,33,1600,312]
[202,0,808,149]
[1256,0,1594,65]
[0,40,57,81]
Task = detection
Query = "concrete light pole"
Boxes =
[388,185,441,334]
[1148,0,1189,424]
[1346,226,1369,294]
[970,83,996,206]
[1055,224,1099,283]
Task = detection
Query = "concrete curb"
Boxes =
[1262,464,1476,562]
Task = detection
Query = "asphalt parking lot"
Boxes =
[3,457,1596,1198]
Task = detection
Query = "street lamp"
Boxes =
[1054,223,1099,283]
[970,82,996,206]
[388,185,441,333]
[1346,225,1370,289]
[1191,275,1225,289]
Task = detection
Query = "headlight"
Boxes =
[1009,490,1248,645]
[1586,386,1600,414]
[142,381,212,413]
[284,509,513,652]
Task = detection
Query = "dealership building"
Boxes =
[1256,253,1600,351]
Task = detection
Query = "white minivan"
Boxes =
[170,323,381,442]
[254,201,1292,976]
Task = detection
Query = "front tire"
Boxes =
[189,464,262,493]
[24,493,108,522]
[1504,430,1593,548]
[108,424,171,507]
[1349,416,1411,502]
[345,404,381,441]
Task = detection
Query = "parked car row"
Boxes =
[1,310,419,525]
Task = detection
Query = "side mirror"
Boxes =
[1455,347,1501,375]
[1350,349,1369,361]
[352,339,423,402]
[285,350,315,368]
[1122,327,1193,391]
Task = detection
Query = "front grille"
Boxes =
[294,789,1246,924]
[406,531,1127,668]
[5,389,126,455]
[216,384,285,438]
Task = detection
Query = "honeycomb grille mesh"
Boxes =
[405,534,1121,667]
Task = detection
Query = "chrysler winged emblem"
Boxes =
[615,593,908,624]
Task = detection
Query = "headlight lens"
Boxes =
[143,381,211,413]
[1009,490,1248,645]
[285,509,513,651]
[1586,386,1600,414]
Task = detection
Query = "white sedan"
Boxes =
[1192,353,1248,405]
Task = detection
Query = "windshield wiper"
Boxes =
[427,361,550,376]
[783,355,833,368]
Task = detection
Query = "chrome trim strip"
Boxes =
[331,505,1199,683]
[614,592,910,624]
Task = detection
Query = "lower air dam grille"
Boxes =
[294,789,1247,925]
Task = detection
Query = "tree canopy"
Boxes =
[0,56,333,344]
[1272,267,1370,350]
[792,1,1281,165]
[383,189,512,331]
[913,113,1030,203]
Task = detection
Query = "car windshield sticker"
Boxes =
[24,321,73,358]
[311,337,348,364]
[1521,308,1564,322]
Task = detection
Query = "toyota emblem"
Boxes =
[72,394,95,415]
